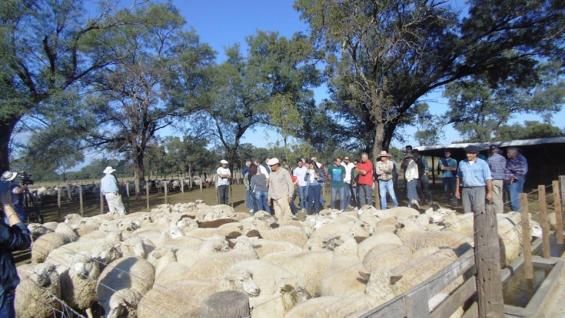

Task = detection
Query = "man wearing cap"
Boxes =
[100,166,126,215]
[0,180,32,318]
[267,158,294,222]
[439,150,458,203]
[216,160,231,205]
[488,145,506,213]
[0,172,26,222]
[376,151,398,209]
[341,156,356,209]
[455,146,493,214]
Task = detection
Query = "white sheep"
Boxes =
[260,225,309,248]
[59,254,101,314]
[357,232,403,259]
[319,256,366,297]
[15,263,62,318]
[362,244,413,273]
[31,232,68,263]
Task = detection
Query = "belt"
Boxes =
[103,192,118,195]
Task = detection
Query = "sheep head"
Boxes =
[222,269,261,297]
[280,285,311,311]
[30,263,59,288]
[108,289,143,318]
[530,220,542,238]
[70,255,101,280]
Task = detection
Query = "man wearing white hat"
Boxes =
[267,158,294,222]
[100,166,126,215]
[216,160,231,205]
[375,151,398,209]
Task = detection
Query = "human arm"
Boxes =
[455,177,461,200]
[1,189,32,250]
[486,180,493,203]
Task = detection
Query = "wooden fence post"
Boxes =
[100,191,104,214]
[520,193,533,280]
[475,203,504,317]
[553,180,564,245]
[146,178,150,211]
[125,181,130,198]
[200,175,203,192]
[57,187,62,218]
[79,185,84,217]
[164,181,168,204]
[181,177,185,193]
[538,185,550,258]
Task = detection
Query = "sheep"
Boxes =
[306,220,370,252]
[250,238,303,258]
[138,280,219,318]
[147,247,177,277]
[27,223,53,241]
[31,232,68,263]
[59,254,101,313]
[260,225,308,248]
[319,256,366,297]
[96,257,155,317]
[15,263,62,318]
[55,222,79,242]
[362,244,413,272]
[196,204,237,222]
[284,294,381,318]
[42,221,59,232]
[251,284,311,318]
[118,237,156,259]
[107,288,144,318]
[263,251,334,297]
[357,232,403,259]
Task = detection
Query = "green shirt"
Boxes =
[328,165,346,188]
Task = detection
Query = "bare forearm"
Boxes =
[487,180,493,193]
[3,204,22,226]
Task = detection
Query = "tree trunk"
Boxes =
[372,122,385,160]
[133,150,145,196]
[0,116,19,171]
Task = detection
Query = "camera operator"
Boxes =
[1,172,26,223]
[0,179,32,317]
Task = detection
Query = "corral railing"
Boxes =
[360,249,477,318]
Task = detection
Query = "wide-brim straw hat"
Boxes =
[103,166,116,174]
[378,151,392,158]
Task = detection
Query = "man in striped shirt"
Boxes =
[506,147,528,212]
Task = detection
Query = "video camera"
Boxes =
[19,172,34,186]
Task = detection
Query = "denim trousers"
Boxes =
[507,175,526,211]
[307,184,322,214]
[406,180,419,206]
[331,186,345,210]
[378,179,398,209]
[343,183,352,208]
[357,184,373,207]
[217,185,229,205]
[246,189,255,210]
[0,290,15,318]
[254,191,270,213]
[298,186,308,209]
[443,177,456,198]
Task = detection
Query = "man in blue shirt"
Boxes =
[100,166,126,215]
[438,150,458,203]
[506,147,528,211]
[455,145,493,214]
[0,180,32,318]
[488,145,507,213]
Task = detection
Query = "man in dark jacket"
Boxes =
[0,179,32,318]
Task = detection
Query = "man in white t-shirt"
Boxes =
[341,156,356,209]
[293,159,308,211]
[216,160,231,205]
[258,157,271,179]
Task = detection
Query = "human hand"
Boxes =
[486,192,493,203]
[455,190,460,200]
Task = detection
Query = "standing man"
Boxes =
[101,166,126,215]
[328,158,346,211]
[376,151,399,209]
[413,150,432,204]
[268,158,294,222]
[488,145,507,213]
[439,150,458,204]
[341,156,356,209]
[356,153,374,207]
[404,154,420,209]
[216,160,231,205]
[506,147,528,212]
[293,160,308,212]
[0,181,32,318]
[455,146,493,214]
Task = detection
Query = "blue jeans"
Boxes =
[254,191,270,213]
[508,175,526,211]
[407,179,420,207]
[246,190,256,210]
[443,177,456,199]
[307,184,322,214]
[0,290,15,318]
[378,179,398,209]
[343,183,352,208]
[331,186,345,210]
[298,186,308,209]
[357,184,373,207]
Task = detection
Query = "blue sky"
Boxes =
[168,0,564,149]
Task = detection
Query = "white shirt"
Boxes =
[259,164,270,179]
[405,160,419,182]
[293,166,308,187]
[341,162,356,184]
[216,167,231,186]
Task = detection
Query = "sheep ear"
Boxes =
[358,271,370,282]
[390,275,403,285]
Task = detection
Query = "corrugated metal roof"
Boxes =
[415,136,565,152]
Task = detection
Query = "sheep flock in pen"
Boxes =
[16,201,543,318]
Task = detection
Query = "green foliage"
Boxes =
[295,0,564,157]
[495,121,565,141]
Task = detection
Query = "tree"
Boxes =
[295,0,564,158]
[85,3,214,194]
[0,0,123,170]
[202,31,320,170]
[444,62,564,141]
[495,121,565,141]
